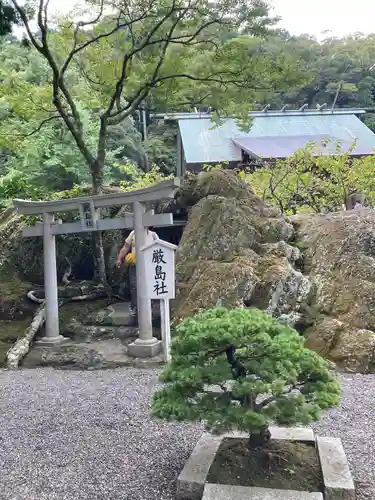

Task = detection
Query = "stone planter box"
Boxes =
[177,427,355,500]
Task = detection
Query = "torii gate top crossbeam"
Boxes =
[13,178,180,215]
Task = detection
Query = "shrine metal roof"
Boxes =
[177,109,375,163]
[232,135,373,159]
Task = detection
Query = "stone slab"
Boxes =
[107,303,136,326]
[177,433,222,500]
[203,485,323,500]
[221,427,315,443]
[269,426,315,442]
[24,339,164,369]
[316,437,355,500]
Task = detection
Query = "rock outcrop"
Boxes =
[172,170,312,330]
[292,209,375,373]
[172,170,375,373]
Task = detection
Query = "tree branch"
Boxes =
[11,0,95,167]
[60,0,105,77]
[102,0,182,119]
[255,382,305,410]
[108,72,271,123]
[59,4,159,79]
[4,115,65,137]
[102,6,237,120]
[10,0,42,50]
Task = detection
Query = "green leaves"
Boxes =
[119,163,172,191]
[152,307,341,437]
[247,139,375,214]
[0,38,150,193]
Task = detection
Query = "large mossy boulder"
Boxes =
[291,209,375,373]
[172,170,375,373]
[172,170,311,330]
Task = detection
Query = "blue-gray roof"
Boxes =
[233,135,372,159]
[177,109,375,163]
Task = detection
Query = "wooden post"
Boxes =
[160,299,171,362]
[140,239,177,360]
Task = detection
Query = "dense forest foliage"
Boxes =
[1,0,375,210]
[0,0,299,203]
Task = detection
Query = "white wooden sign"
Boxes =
[142,240,177,300]
[141,239,178,362]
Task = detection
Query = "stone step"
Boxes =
[84,302,161,327]
[202,484,323,500]
[62,319,162,343]
[62,318,138,341]
[24,338,165,370]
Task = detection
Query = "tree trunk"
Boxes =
[248,426,271,449]
[91,231,106,283]
[91,159,107,284]
[6,304,46,369]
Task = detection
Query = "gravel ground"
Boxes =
[312,373,375,499]
[0,369,374,500]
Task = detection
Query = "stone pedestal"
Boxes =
[177,428,355,500]
[35,334,69,346]
[127,338,162,358]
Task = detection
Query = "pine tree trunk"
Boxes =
[248,426,271,449]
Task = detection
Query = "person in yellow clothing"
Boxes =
[116,227,159,317]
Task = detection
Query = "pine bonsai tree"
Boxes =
[152,307,340,448]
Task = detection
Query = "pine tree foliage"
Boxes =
[152,308,340,440]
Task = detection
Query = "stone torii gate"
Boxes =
[13,178,180,358]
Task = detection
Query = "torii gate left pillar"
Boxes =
[42,212,63,342]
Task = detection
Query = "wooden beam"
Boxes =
[22,213,175,238]
[13,178,181,215]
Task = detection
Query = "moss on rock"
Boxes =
[174,258,257,318]
[172,170,375,373]
[172,170,306,323]
[291,209,375,372]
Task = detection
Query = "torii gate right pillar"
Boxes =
[127,201,161,358]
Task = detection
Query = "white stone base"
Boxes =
[176,428,355,500]
[35,335,70,346]
[127,338,162,358]
[203,484,323,500]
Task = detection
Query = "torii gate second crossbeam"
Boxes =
[13,178,180,358]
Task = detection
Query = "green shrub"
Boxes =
[118,162,173,191]
[0,169,47,208]
[152,307,340,447]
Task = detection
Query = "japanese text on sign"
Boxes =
[80,202,94,229]
[152,249,168,296]
[143,240,176,300]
